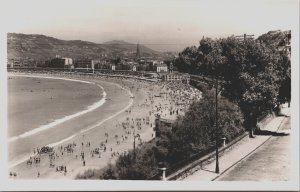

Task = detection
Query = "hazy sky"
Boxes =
[1,0,298,52]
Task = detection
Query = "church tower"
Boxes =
[169,62,174,74]
[136,42,140,59]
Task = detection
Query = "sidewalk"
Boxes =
[179,105,290,181]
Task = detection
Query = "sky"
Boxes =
[1,0,299,52]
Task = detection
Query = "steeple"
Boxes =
[136,42,140,59]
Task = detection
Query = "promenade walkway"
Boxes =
[180,104,290,181]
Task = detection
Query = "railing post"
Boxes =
[158,167,167,181]
[221,137,226,147]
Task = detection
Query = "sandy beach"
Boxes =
[8,72,201,179]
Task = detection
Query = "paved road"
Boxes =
[216,116,291,181]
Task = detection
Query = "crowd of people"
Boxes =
[9,70,202,179]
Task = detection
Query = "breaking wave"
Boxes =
[8,75,106,142]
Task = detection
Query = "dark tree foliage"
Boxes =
[173,32,290,131]
[174,46,200,74]
[198,37,227,76]
[277,53,291,104]
[169,89,244,162]
[221,38,287,130]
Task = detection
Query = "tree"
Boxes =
[221,38,283,136]
[277,53,291,105]
[173,46,200,74]
[170,90,244,160]
[175,35,289,137]
[198,37,227,76]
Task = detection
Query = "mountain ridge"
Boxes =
[7,33,161,61]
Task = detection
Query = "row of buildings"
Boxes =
[7,58,39,68]
[8,54,190,83]
[43,55,169,73]
[7,43,169,72]
[7,44,190,83]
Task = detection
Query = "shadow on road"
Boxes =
[255,130,289,136]
[276,114,290,117]
[200,168,216,174]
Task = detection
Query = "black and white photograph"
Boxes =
[0,0,299,191]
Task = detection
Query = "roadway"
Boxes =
[216,116,291,181]
[181,105,290,181]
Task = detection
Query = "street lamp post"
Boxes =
[215,74,220,174]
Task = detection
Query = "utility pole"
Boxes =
[235,33,255,41]
[215,74,219,174]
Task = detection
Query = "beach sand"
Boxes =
[8,73,180,179]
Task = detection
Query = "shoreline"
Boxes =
[8,73,138,178]
[8,72,201,179]
[8,82,106,142]
[8,75,104,138]
[8,74,134,168]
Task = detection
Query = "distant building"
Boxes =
[23,58,38,68]
[7,58,13,68]
[74,59,92,68]
[132,65,137,72]
[137,58,145,64]
[146,60,166,72]
[112,65,116,71]
[45,57,73,68]
[92,59,101,65]
[7,59,20,68]
[92,59,101,69]
[92,59,111,69]
[125,61,138,71]
[64,58,73,65]
[169,62,174,74]
[156,63,168,73]
[7,58,37,68]
[47,58,66,68]
[161,73,190,84]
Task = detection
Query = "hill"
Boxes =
[7,33,161,61]
[103,40,160,56]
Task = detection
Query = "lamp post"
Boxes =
[215,74,220,174]
[208,42,225,174]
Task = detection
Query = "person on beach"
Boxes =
[64,166,67,175]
